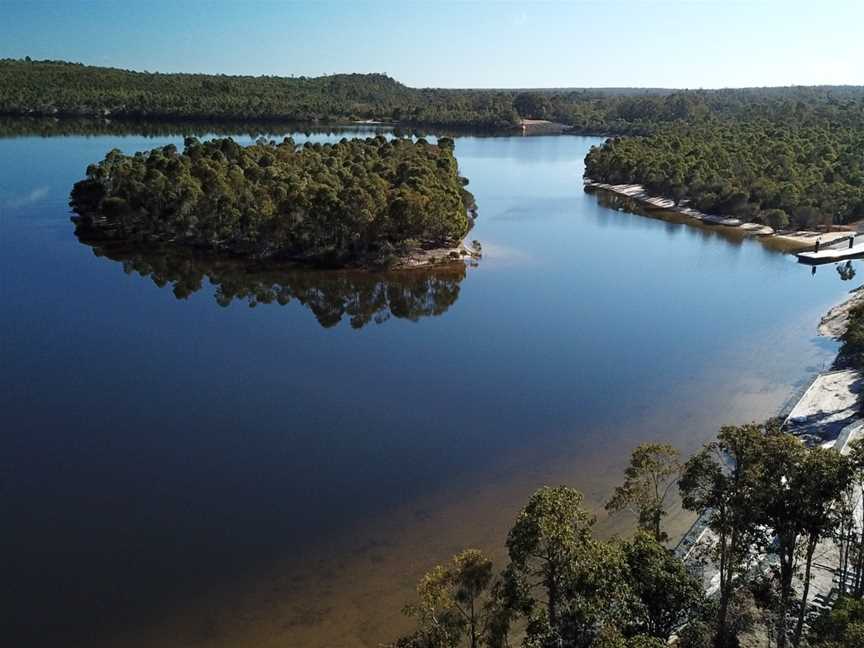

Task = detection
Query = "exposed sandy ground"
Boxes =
[819,286,864,338]
[679,294,864,643]
[400,239,481,268]
[772,229,852,250]
[586,181,854,251]
[520,119,569,134]
[784,369,862,445]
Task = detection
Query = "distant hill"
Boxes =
[0,59,518,128]
[2,58,863,132]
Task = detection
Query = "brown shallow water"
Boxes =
[90,314,830,648]
[0,128,853,647]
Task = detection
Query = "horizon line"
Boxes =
[5,57,864,93]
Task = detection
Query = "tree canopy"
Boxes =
[584,123,864,229]
[5,59,864,133]
[70,135,475,266]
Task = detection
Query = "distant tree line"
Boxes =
[4,59,864,133]
[70,135,475,266]
[0,59,520,129]
[394,429,864,648]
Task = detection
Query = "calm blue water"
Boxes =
[0,128,853,647]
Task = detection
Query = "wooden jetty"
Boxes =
[796,236,864,264]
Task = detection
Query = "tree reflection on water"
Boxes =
[77,237,468,329]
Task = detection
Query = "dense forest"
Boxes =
[10,60,864,233]
[0,58,520,129]
[393,431,864,648]
[5,59,864,134]
[70,135,475,266]
[584,123,864,229]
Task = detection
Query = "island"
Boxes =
[70,135,479,268]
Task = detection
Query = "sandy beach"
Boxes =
[585,181,857,252]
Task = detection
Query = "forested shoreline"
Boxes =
[584,123,864,230]
[5,58,864,134]
[70,135,475,267]
[10,58,864,233]
[393,429,864,648]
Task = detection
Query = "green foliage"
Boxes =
[506,486,596,630]
[838,299,864,369]
[70,135,474,266]
[751,433,854,647]
[622,532,706,640]
[679,423,770,647]
[585,122,864,229]
[403,487,708,648]
[513,93,550,120]
[810,596,864,647]
[402,549,496,648]
[0,59,519,129]
[605,443,682,542]
[6,59,864,134]
[398,427,860,648]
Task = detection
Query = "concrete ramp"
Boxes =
[783,369,863,445]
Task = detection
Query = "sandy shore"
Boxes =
[677,289,864,640]
[819,286,864,338]
[585,181,855,251]
[520,119,569,134]
[398,238,481,268]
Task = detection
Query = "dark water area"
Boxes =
[0,127,856,647]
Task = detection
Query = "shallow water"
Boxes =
[0,127,855,647]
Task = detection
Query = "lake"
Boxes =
[0,126,853,647]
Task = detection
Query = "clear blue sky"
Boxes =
[1,0,862,89]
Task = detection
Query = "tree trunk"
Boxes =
[716,555,733,648]
[547,574,559,630]
[793,540,817,646]
[777,547,793,648]
[857,500,864,597]
[856,533,864,597]
[469,597,477,648]
[716,591,730,648]
[840,526,850,596]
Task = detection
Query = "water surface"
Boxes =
[0,128,853,647]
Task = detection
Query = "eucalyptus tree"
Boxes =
[621,531,707,641]
[506,486,596,634]
[606,443,683,542]
[754,432,808,648]
[402,549,497,648]
[791,448,852,646]
[848,437,864,597]
[679,423,768,648]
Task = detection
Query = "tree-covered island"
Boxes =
[70,135,477,268]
